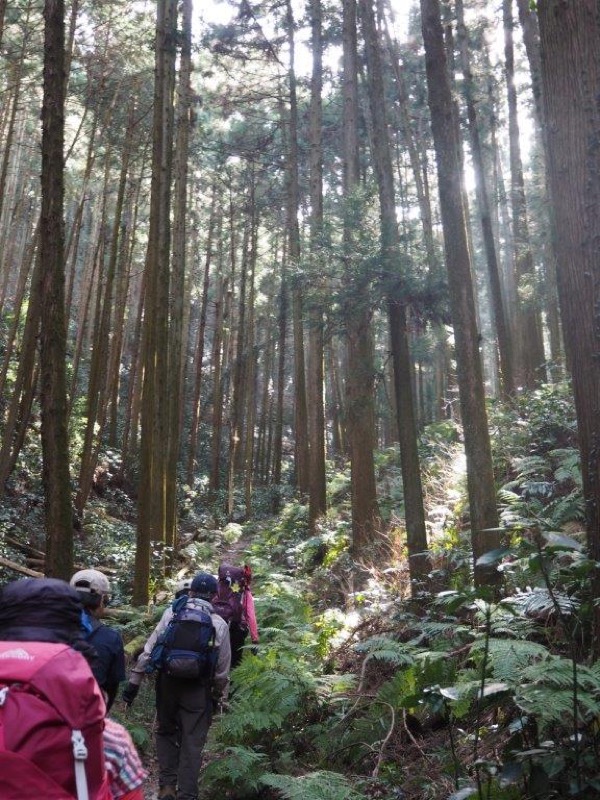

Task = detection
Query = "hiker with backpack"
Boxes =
[212,563,259,668]
[0,576,146,800]
[122,572,231,800]
[71,567,126,711]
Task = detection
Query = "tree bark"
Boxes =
[504,0,546,388]
[455,0,515,399]
[307,0,327,529]
[360,0,429,583]
[538,0,600,656]
[40,0,73,579]
[421,0,501,589]
[284,0,309,496]
[134,0,177,604]
[343,0,381,556]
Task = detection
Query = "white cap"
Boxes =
[70,569,111,596]
[176,577,192,594]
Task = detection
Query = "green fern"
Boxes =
[261,770,366,800]
[354,635,416,668]
[471,637,550,684]
[214,647,320,744]
[521,656,600,690]
[314,672,357,702]
[515,656,600,725]
[503,587,578,618]
[201,745,269,793]
[550,448,582,486]
[413,619,471,644]
[376,666,419,710]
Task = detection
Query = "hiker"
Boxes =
[212,563,259,668]
[122,571,231,800]
[70,568,127,710]
[0,576,146,800]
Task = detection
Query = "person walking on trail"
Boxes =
[71,568,126,711]
[212,563,259,668]
[0,576,146,800]
[122,572,231,800]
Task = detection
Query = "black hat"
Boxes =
[0,578,83,644]
[190,572,217,598]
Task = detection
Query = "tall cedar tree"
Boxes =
[134,0,178,604]
[307,0,327,528]
[455,0,515,399]
[420,0,501,589]
[359,0,429,584]
[40,0,73,578]
[343,0,381,554]
[537,0,600,656]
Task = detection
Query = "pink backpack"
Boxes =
[211,564,252,629]
[0,641,112,799]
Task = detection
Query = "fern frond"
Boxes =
[354,635,416,668]
[522,656,600,691]
[549,448,582,486]
[512,455,549,480]
[471,637,549,684]
[262,770,365,800]
[315,672,357,701]
[544,492,585,526]
[503,587,578,618]
[413,620,471,643]
[516,686,600,724]
[202,745,269,791]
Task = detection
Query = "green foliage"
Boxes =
[215,648,319,743]
[201,745,270,796]
[261,770,366,800]
[473,637,550,684]
[353,635,417,669]
[515,656,600,727]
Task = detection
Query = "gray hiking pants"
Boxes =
[155,674,213,800]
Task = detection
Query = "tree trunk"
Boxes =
[515,0,563,375]
[134,0,177,604]
[360,0,429,584]
[420,0,501,590]
[40,0,73,580]
[165,0,193,559]
[343,0,381,556]
[284,0,309,496]
[307,0,327,529]
[538,0,600,657]
[504,0,546,388]
[455,0,515,399]
[209,274,227,493]
[77,129,132,513]
[186,185,217,485]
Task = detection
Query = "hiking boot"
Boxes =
[158,787,176,800]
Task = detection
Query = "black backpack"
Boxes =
[147,597,218,680]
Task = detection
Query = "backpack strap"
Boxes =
[72,730,90,800]
[81,610,102,642]
[171,595,188,614]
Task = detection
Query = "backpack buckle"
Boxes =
[71,729,88,761]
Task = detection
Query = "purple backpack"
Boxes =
[211,564,251,630]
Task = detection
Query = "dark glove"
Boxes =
[122,681,140,707]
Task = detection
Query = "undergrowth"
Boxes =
[3,381,599,800]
